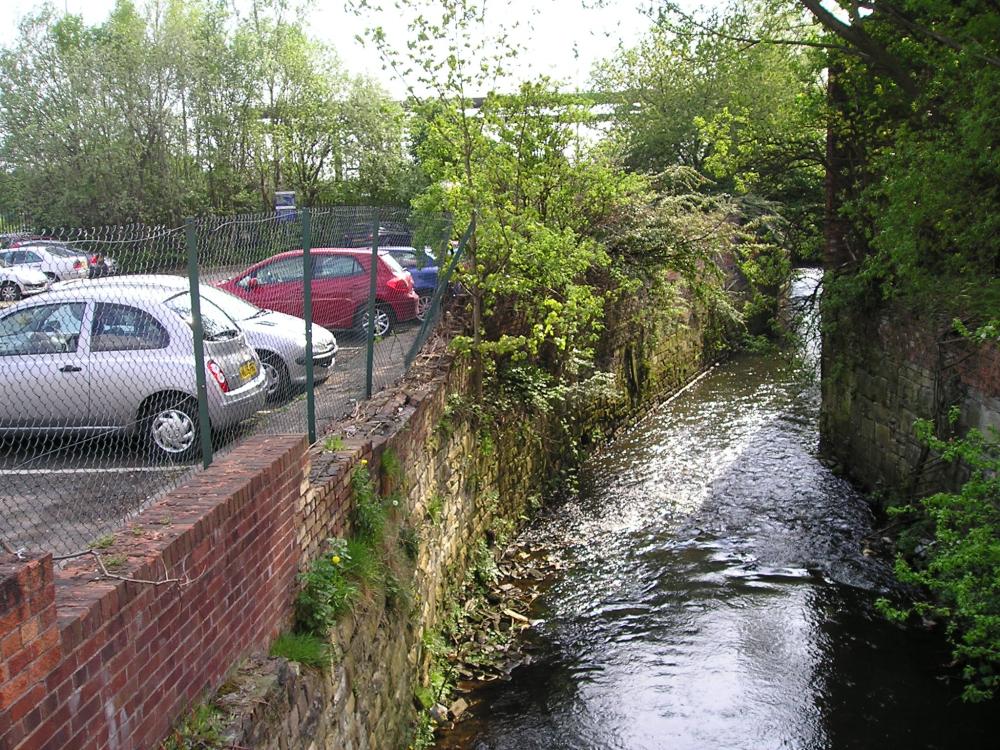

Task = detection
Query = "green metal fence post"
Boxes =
[184,218,214,469]
[302,208,316,444]
[404,215,476,368]
[365,207,379,399]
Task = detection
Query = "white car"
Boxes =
[0,259,50,302]
[0,244,90,282]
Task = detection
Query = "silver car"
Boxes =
[0,283,268,460]
[0,259,50,302]
[0,244,90,282]
[56,274,338,401]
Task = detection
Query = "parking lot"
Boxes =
[1,324,419,555]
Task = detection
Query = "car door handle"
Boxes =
[59,365,82,373]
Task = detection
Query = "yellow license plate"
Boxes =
[240,360,258,380]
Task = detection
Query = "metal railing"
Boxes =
[0,206,469,556]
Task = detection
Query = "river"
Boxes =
[436,269,995,749]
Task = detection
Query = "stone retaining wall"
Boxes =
[238,296,719,748]
[821,305,1000,496]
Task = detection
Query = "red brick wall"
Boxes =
[0,434,308,750]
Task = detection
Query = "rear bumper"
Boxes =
[89,264,115,279]
[389,291,420,323]
[208,370,268,428]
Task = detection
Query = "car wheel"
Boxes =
[354,303,394,338]
[260,353,291,402]
[0,283,21,302]
[142,395,200,462]
[415,291,433,322]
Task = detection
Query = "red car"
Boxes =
[218,248,419,337]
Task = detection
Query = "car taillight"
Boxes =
[207,360,229,393]
[387,275,411,292]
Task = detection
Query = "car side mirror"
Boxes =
[247,277,260,290]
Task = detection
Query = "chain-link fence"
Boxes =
[0,206,464,557]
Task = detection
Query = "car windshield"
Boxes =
[200,286,262,321]
[43,245,84,258]
[379,252,406,274]
[163,292,241,340]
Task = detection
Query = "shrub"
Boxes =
[877,416,1000,702]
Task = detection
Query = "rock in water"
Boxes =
[450,698,469,719]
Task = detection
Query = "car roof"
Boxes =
[60,274,187,290]
[11,242,78,251]
[27,282,184,305]
[269,247,375,259]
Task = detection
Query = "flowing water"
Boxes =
[437,269,996,750]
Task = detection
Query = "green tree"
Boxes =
[0,0,416,226]
[593,0,827,260]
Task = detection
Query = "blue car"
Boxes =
[382,246,439,321]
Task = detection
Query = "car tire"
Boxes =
[354,302,394,338]
[0,283,21,302]
[141,394,201,462]
[415,290,433,322]
[260,353,291,402]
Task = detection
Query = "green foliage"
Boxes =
[322,435,346,452]
[342,537,383,588]
[409,710,437,750]
[877,418,1000,702]
[380,447,404,483]
[823,0,1000,313]
[399,523,421,561]
[350,463,386,544]
[91,534,114,549]
[269,632,334,669]
[593,1,826,262]
[0,1,416,225]
[426,494,445,524]
[471,538,499,586]
[295,458,414,634]
[160,703,224,750]
[412,78,636,376]
[102,555,127,572]
[294,539,358,636]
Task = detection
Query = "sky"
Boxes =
[0,0,685,97]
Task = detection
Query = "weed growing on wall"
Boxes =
[294,538,359,636]
[877,413,1000,702]
[323,434,346,452]
[380,447,404,484]
[343,537,383,588]
[160,704,225,750]
[426,494,444,524]
[292,457,418,649]
[269,633,334,669]
[399,523,420,561]
[351,462,387,544]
